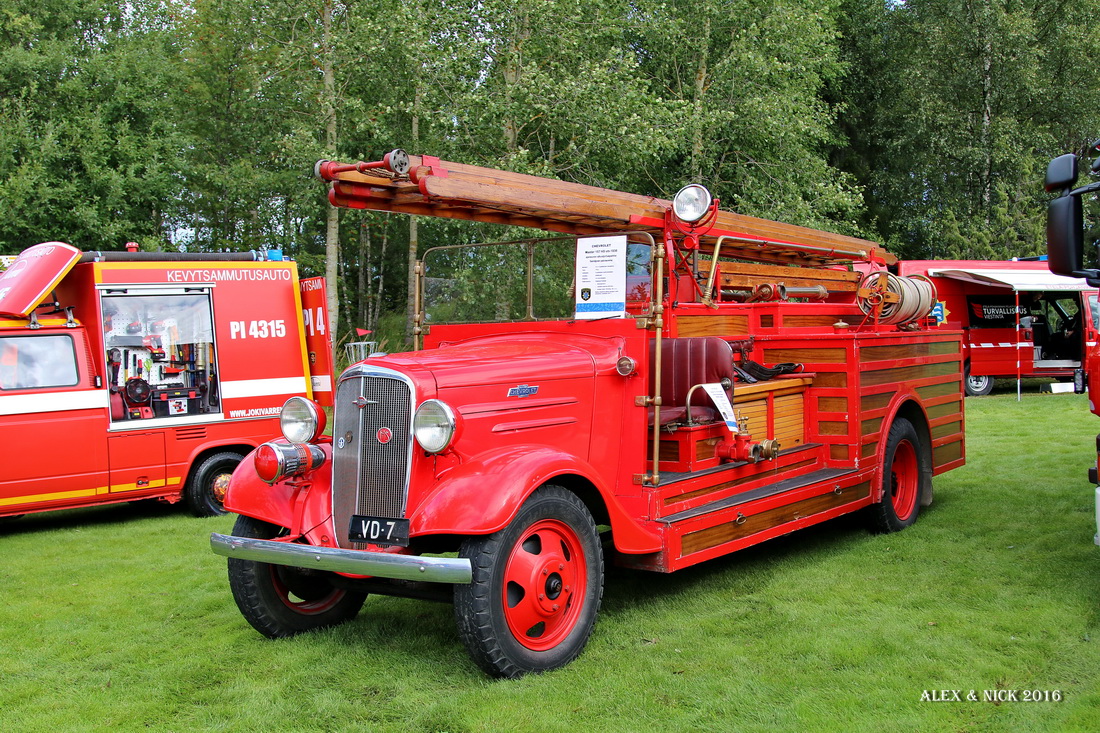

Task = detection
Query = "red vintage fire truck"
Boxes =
[0,242,333,519]
[1045,148,1100,546]
[212,151,966,678]
[894,259,1097,396]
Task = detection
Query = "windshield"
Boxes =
[420,236,652,326]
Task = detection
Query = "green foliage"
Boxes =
[836,0,1100,259]
[634,0,864,232]
[0,0,186,254]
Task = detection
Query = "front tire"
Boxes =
[868,417,930,533]
[453,485,604,678]
[227,515,367,638]
[185,451,243,517]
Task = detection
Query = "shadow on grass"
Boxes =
[982,376,1071,397]
[286,511,893,678]
[0,499,187,537]
[600,509,882,615]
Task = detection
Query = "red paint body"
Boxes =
[0,245,332,518]
[225,152,968,576]
[214,152,969,677]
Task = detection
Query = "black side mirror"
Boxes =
[1046,153,1079,192]
[1047,194,1083,277]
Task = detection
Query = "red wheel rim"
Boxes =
[501,519,587,652]
[889,439,918,521]
[270,567,347,615]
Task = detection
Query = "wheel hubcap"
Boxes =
[502,519,587,651]
[212,473,232,503]
[890,439,919,521]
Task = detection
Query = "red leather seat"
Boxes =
[648,337,735,426]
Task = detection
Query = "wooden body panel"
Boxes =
[619,306,964,573]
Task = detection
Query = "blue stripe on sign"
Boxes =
[575,302,626,312]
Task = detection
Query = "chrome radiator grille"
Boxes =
[331,370,413,549]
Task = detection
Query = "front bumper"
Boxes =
[210,533,472,583]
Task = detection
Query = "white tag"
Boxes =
[701,383,738,432]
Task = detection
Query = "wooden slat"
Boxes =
[733,376,813,400]
[859,341,960,362]
[679,481,871,555]
[707,260,862,293]
[676,315,750,337]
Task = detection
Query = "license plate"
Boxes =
[348,515,410,547]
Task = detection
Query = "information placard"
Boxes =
[574,235,627,319]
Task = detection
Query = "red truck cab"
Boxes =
[895,259,1096,395]
[0,242,332,519]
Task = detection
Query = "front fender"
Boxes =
[224,442,333,536]
[413,445,660,554]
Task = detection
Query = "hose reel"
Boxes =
[856,272,937,325]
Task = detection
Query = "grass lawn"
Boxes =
[2,384,1099,732]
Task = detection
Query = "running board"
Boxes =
[660,466,860,525]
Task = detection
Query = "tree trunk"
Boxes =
[502,9,529,153]
[358,216,370,328]
[406,86,421,347]
[372,227,389,332]
[691,16,710,183]
[321,0,340,358]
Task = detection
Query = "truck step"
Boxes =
[660,466,860,525]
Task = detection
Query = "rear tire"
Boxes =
[453,485,604,678]
[963,366,994,397]
[868,417,930,533]
[185,451,243,517]
[227,515,367,638]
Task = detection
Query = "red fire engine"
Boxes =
[212,151,966,678]
[894,259,1097,396]
[0,242,333,519]
[1045,148,1100,546]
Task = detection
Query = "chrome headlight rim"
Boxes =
[413,399,457,454]
[672,183,713,223]
[280,396,325,443]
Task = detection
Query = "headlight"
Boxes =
[672,184,713,223]
[413,399,457,453]
[280,397,326,443]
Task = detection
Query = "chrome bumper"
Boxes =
[210,533,472,584]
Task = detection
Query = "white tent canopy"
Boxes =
[927,268,1092,292]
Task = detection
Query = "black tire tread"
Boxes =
[227,515,366,638]
[453,485,604,679]
[868,417,929,534]
[185,450,244,517]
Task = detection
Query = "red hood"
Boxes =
[369,333,620,389]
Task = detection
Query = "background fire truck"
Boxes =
[895,259,1096,396]
[1045,147,1100,546]
[0,242,333,520]
[212,151,965,678]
